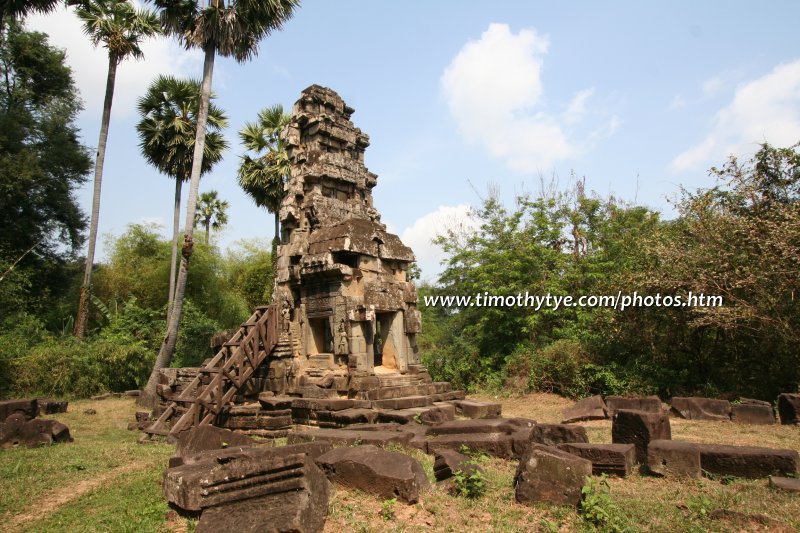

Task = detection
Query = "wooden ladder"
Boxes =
[142,303,280,441]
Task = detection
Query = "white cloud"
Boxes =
[441,24,615,173]
[564,88,595,124]
[27,7,202,121]
[441,23,581,173]
[702,76,725,97]
[669,93,687,110]
[673,60,800,171]
[400,204,477,281]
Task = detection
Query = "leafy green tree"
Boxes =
[73,0,160,338]
[637,142,800,397]
[136,75,228,312]
[0,21,91,320]
[194,189,229,242]
[226,239,273,309]
[140,0,300,407]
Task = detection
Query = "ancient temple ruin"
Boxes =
[146,85,466,440]
[270,84,423,387]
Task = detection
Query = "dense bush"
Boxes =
[0,311,153,399]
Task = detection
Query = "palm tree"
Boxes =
[194,190,229,242]
[237,104,291,247]
[136,75,228,314]
[139,0,300,407]
[73,0,160,338]
[1,0,58,32]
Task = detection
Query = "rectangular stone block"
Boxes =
[558,443,635,477]
[731,403,775,425]
[669,397,731,421]
[372,396,432,410]
[777,393,800,425]
[531,423,589,446]
[647,440,701,478]
[515,445,593,507]
[698,444,799,479]
[222,415,293,430]
[426,432,515,459]
[612,409,671,463]
[453,399,502,419]
[0,399,39,421]
[287,428,414,448]
[606,395,663,416]
[164,450,314,511]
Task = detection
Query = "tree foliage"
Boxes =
[424,144,800,399]
[0,21,91,320]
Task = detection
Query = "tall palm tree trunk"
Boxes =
[205,221,210,243]
[75,54,117,338]
[167,177,183,318]
[139,45,215,408]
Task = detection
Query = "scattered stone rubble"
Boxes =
[557,393,790,426]
[0,398,72,449]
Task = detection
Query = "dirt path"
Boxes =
[6,460,152,530]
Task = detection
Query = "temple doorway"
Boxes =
[373,311,401,371]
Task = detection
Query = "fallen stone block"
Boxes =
[698,443,799,479]
[612,409,671,463]
[420,404,456,424]
[0,417,72,449]
[433,448,482,481]
[777,393,800,425]
[561,395,608,423]
[257,395,294,411]
[605,395,662,416]
[36,399,68,414]
[731,403,775,425]
[515,444,592,507]
[287,428,413,448]
[318,408,379,426]
[164,446,328,512]
[504,417,537,430]
[769,476,800,493]
[196,480,329,533]
[426,432,515,459]
[222,415,293,430]
[292,398,370,411]
[0,399,38,421]
[172,425,254,465]
[175,441,333,469]
[371,396,433,410]
[558,443,635,477]
[453,399,501,419]
[646,440,701,478]
[426,418,519,436]
[316,444,429,503]
[531,423,589,446]
[669,397,731,421]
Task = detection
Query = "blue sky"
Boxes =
[28,1,800,281]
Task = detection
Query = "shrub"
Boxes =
[579,475,629,532]
[452,461,486,498]
[10,336,152,398]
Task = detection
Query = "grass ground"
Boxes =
[1,394,798,532]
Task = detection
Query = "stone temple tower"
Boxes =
[271,85,425,395]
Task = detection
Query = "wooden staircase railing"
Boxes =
[142,303,280,441]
